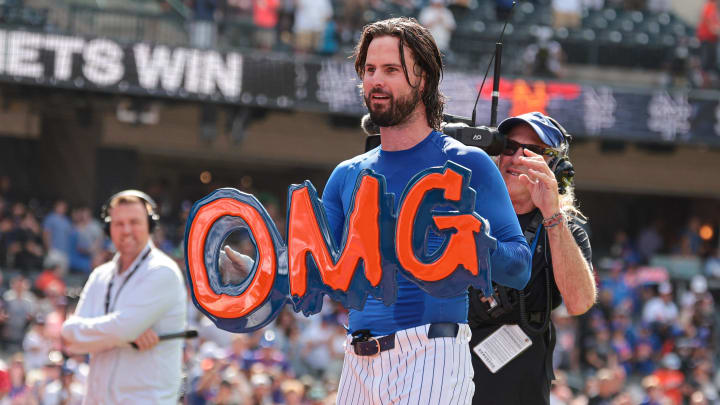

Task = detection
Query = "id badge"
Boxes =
[472,324,532,373]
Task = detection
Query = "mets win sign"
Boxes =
[184,162,497,333]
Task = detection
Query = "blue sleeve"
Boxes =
[466,151,531,290]
[321,164,347,248]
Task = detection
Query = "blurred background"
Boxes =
[0,0,719,403]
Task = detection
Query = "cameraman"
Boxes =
[468,112,596,405]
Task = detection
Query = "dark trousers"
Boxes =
[469,324,554,405]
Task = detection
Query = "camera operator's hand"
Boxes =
[219,246,254,283]
[518,148,560,218]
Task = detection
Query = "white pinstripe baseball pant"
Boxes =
[336,324,474,405]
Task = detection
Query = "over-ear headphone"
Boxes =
[101,190,159,236]
[544,117,575,195]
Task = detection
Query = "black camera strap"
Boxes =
[522,211,550,287]
[516,210,552,337]
[519,212,556,380]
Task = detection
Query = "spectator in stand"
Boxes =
[318,17,340,56]
[248,333,290,374]
[661,36,704,88]
[637,220,664,263]
[21,317,51,372]
[39,294,67,353]
[68,206,99,274]
[609,230,633,261]
[253,0,280,51]
[34,257,66,299]
[641,374,670,404]
[0,215,13,270]
[680,275,712,310]
[418,0,456,53]
[549,371,575,404]
[687,359,718,403]
[281,379,305,405]
[2,276,36,354]
[293,0,332,53]
[642,282,679,344]
[299,314,336,379]
[12,212,45,274]
[213,379,243,405]
[523,26,566,78]
[42,200,72,274]
[190,0,218,48]
[610,327,633,376]
[0,176,15,204]
[647,0,671,13]
[34,353,62,402]
[552,306,580,372]
[678,217,703,256]
[42,366,84,405]
[586,367,623,405]
[552,0,582,29]
[276,0,296,51]
[652,353,684,405]
[689,391,710,405]
[704,245,720,278]
[6,354,35,405]
[584,324,613,370]
[697,0,720,83]
[339,0,368,44]
[247,372,273,405]
[81,207,102,261]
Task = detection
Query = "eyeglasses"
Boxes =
[502,139,558,157]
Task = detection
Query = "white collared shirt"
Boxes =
[61,242,187,405]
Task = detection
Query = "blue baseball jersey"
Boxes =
[322,130,530,336]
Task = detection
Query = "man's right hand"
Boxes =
[133,328,159,351]
[219,246,254,284]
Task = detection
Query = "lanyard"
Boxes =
[105,247,151,314]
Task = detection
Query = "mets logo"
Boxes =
[480,78,582,116]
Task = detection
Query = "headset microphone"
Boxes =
[441,2,518,155]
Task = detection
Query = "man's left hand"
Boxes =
[518,148,560,217]
[133,328,159,351]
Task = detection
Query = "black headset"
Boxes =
[544,116,575,195]
[101,189,159,236]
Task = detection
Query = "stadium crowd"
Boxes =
[0,173,718,405]
[4,0,717,86]
[168,0,719,88]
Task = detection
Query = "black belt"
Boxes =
[351,323,460,357]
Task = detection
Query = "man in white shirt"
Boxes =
[293,0,333,52]
[61,190,187,405]
[418,0,456,52]
[642,281,678,326]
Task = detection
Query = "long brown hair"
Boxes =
[353,17,446,130]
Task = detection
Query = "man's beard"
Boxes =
[365,87,422,127]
